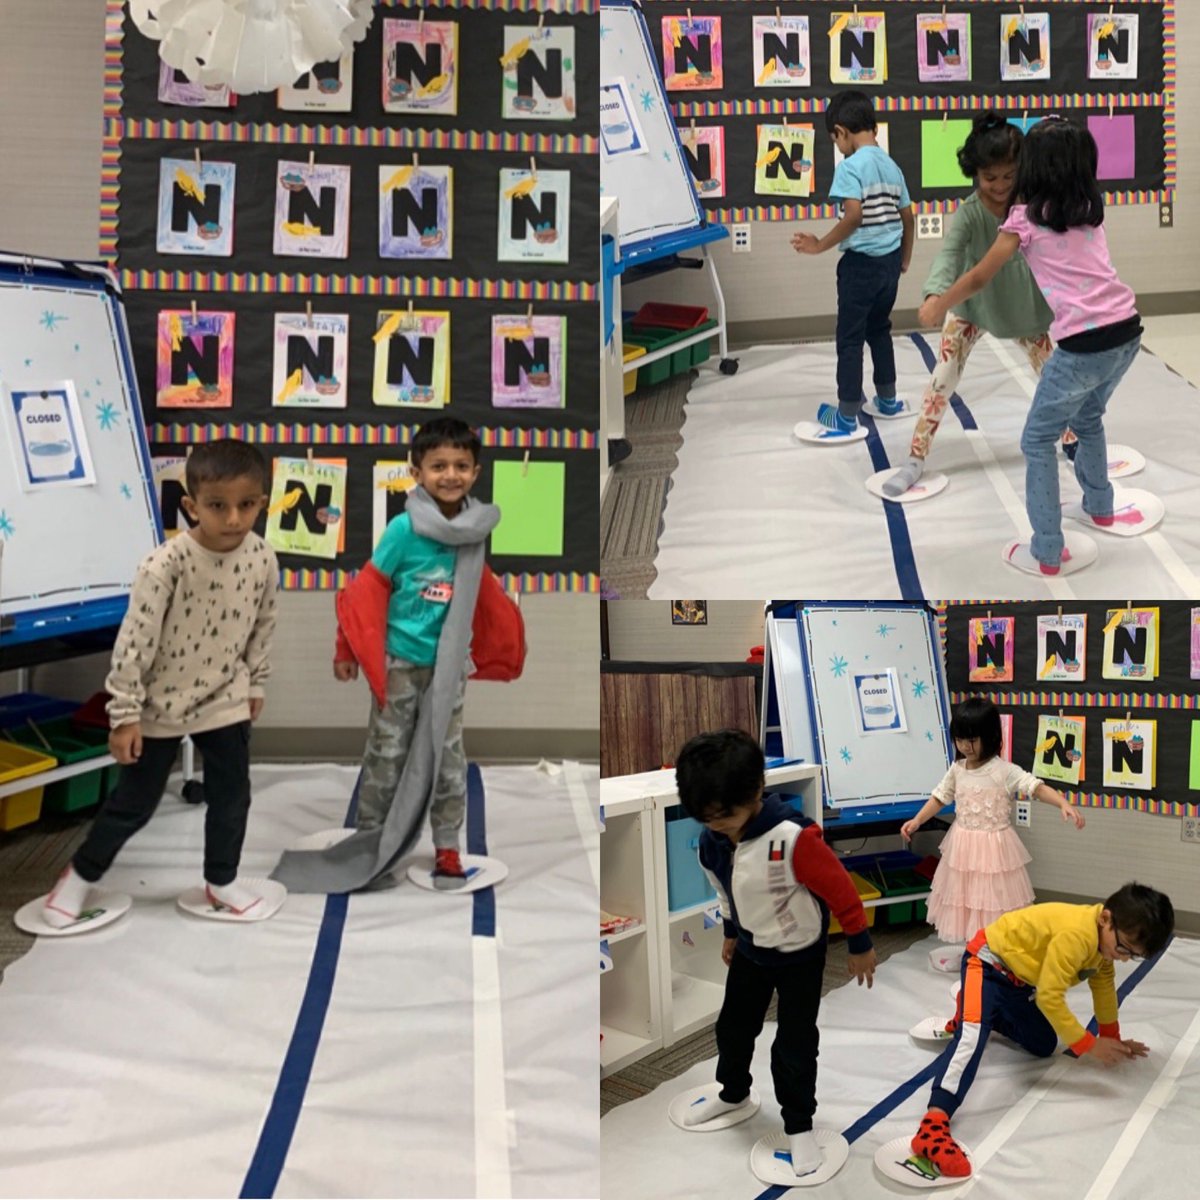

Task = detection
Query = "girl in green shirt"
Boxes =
[885,113,1072,497]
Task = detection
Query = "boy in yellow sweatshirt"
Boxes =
[911,882,1174,1178]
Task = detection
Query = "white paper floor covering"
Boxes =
[601,932,1200,1200]
[0,761,598,1200]
[649,338,1200,599]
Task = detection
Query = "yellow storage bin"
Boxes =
[622,344,647,396]
[828,871,881,934]
[0,742,56,831]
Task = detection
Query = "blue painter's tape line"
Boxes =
[859,404,923,600]
[909,332,977,431]
[467,762,496,938]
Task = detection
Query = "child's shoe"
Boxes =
[815,403,858,435]
[871,394,905,416]
[911,1111,971,1178]
[43,866,91,929]
[433,847,469,890]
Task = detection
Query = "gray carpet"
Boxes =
[601,923,932,1115]
[601,373,691,600]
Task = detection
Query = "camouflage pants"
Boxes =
[356,657,467,849]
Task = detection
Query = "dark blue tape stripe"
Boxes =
[751,940,1170,1200]
[467,763,495,938]
[909,332,977,432]
[859,405,924,601]
[239,778,360,1199]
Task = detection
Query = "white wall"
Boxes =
[0,0,598,749]
[605,598,764,662]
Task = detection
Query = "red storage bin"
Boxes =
[630,302,709,331]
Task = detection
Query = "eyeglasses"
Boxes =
[1113,930,1145,961]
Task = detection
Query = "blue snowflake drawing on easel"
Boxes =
[839,746,853,765]
[876,623,894,638]
[0,511,13,538]
[640,87,656,112]
[96,400,120,430]
[39,310,66,332]
[925,731,935,742]
[119,483,133,500]
[600,23,610,38]
[830,655,848,677]
[912,679,929,699]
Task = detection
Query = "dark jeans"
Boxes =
[835,247,903,412]
[715,947,826,1134]
[74,722,252,886]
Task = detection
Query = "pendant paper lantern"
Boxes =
[129,0,375,95]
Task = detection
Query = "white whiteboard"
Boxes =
[599,0,705,249]
[0,258,159,624]
[771,605,952,807]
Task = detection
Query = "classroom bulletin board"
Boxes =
[643,1,1174,224]
[101,0,600,592]
[939,600,1200,818]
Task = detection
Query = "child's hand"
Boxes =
[334,660,359,682]
[109,722,143,765]
[899,818,920,843]
[1061,802,1085,830]
[848,947,877,988]
[1088,1037,1136,1067]
[917,296,945,328]
[1120,1037,1150,1058]
[249,697,264,722]
[722,937,737,966]
[790,232,820,255]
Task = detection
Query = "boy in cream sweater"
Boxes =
[44,439,278,927]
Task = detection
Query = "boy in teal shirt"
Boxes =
[792,91,914,436]
[335,417,490,888]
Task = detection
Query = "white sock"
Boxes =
[789,1130,824,1177]
[883,456,925,498]
[43,866,91,929]
[680,1092,750,1127]
[205,879,262,915]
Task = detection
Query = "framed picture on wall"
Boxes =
[671,600,708,625]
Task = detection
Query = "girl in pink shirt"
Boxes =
[918,117,1142,576]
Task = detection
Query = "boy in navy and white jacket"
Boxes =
[674,730,877,1178]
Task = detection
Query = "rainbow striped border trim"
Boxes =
[673,92,1169,119]
[382,0,597,10]
[113,118,596,155]
[100,0,125,259]
[280,568,599,592]
[147,423,596,448]
[950,691,1200,710]
[644,0,1163,6]
[1062,792,1199,816]
[117,270,595,301]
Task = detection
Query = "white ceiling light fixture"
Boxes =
[129,0,376,95]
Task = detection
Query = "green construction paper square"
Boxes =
[490,460,565,556]
[1190,722,1200,790]
[921,118,974,188]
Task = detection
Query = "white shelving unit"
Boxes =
[600,762,824,1074]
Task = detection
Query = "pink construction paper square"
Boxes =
[1088,114,1135,180]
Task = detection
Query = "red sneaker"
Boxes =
[434,848,467,878]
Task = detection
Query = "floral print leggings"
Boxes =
[910,313,1070,460]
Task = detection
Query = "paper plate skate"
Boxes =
[177,877,287,922]
[1002,533,1098,578]
[874,1135,974,1188]
[793,420,868,445]
[406,854,508,893]
[929,946,963,973]
[862,397,916,420]
[910,1015,958,1047]
[865,469,949,503]
[950,980,961,1003]
[750,1130,849,1186]
[1063,488,1164,538]
[289,827,356,851]
[1105,444,1145,479]
[668,1084,761,1131]
[14,889,132,937]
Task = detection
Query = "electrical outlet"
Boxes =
[730,223,751,253]
[917,213,944,240]
[1015,800,1031,828]
[1160,201,1174,228]
[1182,814,1200,843]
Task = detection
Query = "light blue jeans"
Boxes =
[1020,336,1140,567]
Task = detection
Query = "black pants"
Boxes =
[74,722,252,886]
[835,247,903,411]
[715,946,825,1135]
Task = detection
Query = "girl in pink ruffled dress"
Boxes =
[902,698,1085,969]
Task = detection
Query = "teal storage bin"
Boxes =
[665,813,717,912]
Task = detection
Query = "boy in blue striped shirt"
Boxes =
[793,91,914,436]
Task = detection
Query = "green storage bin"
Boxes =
[623,320,718,386]
[873,867,930,926]
[9,718,108,815]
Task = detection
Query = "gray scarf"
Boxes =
[270,485,500,893]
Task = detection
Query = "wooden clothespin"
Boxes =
[1109,100,1115,120]
[529,155,538,184]
[943,109,948,127]
[688,118,696,144]
[537,10,544,32]
[418,4,424,32]
[194,146,201,168]
[190,298,198,322]
[521,449,531,477]
[306,300,313,327]
[306,446,314,463]
[1126,600,1133,618]
[403,298,416,329]
[775,5,782,25]
[686,8,692,25]
[413,150,419,170]
[1058,708,1063,719]
[526,302,534,323]
[1057,605,1063,619]
[308,149,315,168]
[987,609,992,621]
[1022,109,1029,127]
